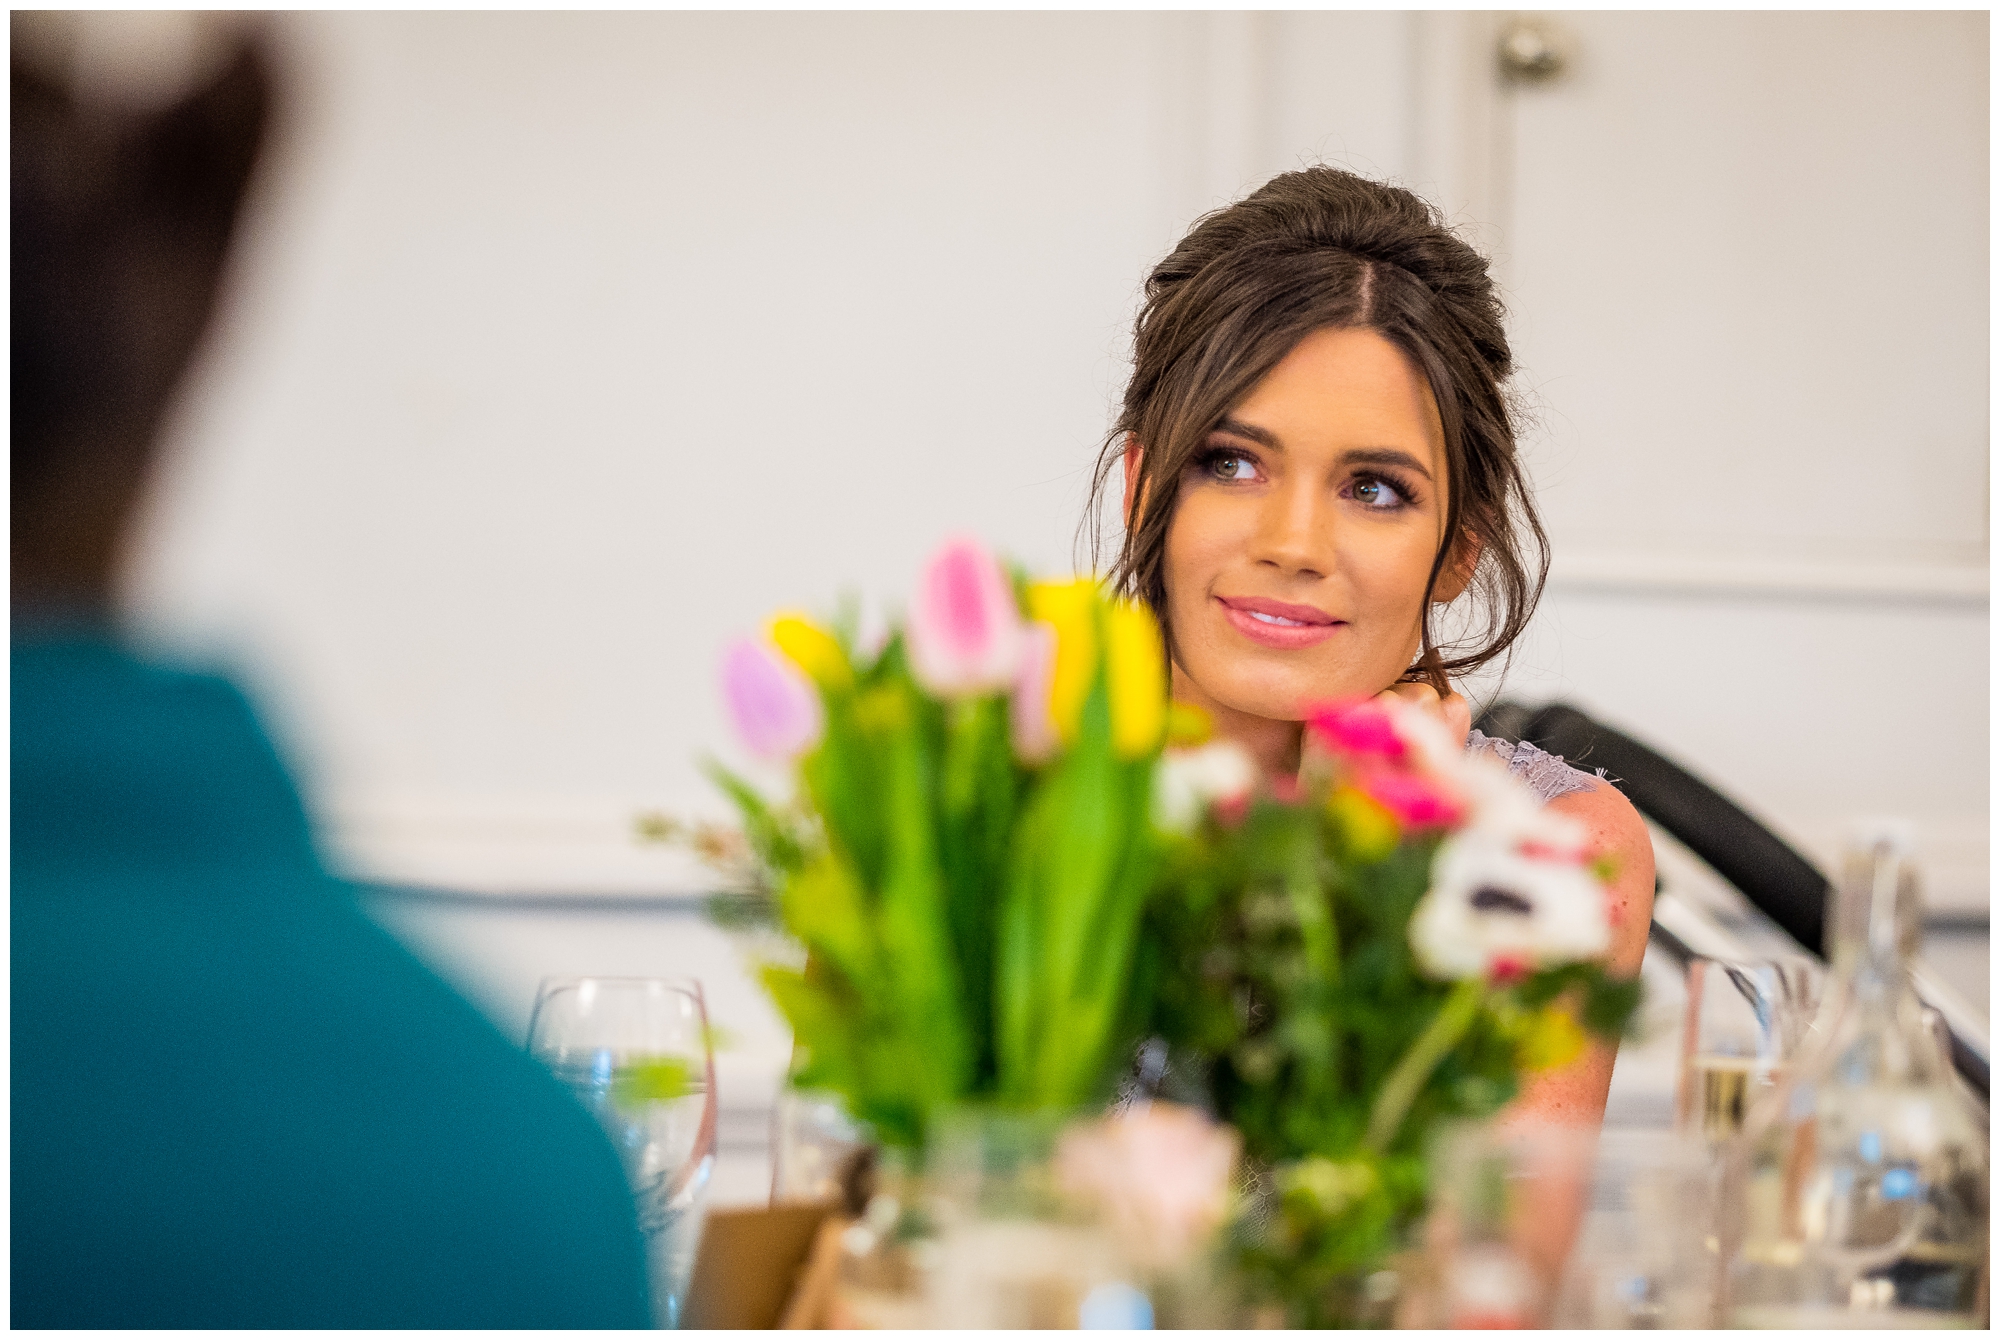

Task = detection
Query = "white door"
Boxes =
[1395,11,1988,910]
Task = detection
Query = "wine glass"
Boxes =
[528,977,718,1328]
[770,1088,865,1206]
[1674,956,1819,1144]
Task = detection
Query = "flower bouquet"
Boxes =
[692,538,1237,1324]
[1137,696,1641,1325]
[704,538,1178,1152]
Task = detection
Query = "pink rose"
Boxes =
[906,536,1024,697]
[720,637,823,761]
[1361,769,1466,830]
[1055,1104,1239,1269]
[1304,698,1408,761]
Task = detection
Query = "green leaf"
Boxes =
[703,759,808,874]
[936,695,1015,1086]
[874,682,971,1110]
[1583,971,1644,1037]
[999,684,1124,1105]
[780,852,879,987]
[610,1056,696,1108]
[802,689,886,889]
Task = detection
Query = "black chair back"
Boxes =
[1477,700,1988,1102]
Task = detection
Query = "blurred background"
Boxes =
[51,12,1987,1200]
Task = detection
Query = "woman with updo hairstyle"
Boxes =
[1088,166,1653,1129]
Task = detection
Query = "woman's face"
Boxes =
[1161,325,1454,724]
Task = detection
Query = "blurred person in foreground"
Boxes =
[11,16,651,1327]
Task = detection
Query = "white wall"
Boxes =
[120,13,1987,1163]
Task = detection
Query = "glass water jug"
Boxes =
[1720,821,1988,1327]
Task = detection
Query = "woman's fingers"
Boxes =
[1439,691,1472,743]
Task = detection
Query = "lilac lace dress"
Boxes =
[1463,728,1604,804]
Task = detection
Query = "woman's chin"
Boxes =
[1193,664,1396,723]
[1205,679,1329,725]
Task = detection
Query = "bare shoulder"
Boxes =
[1547,778,1654,972]
[1547,776,1650,861]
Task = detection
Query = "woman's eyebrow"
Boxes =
[1211,416,1281,448]
[1341,447,1434,481]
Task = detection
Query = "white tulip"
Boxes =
[1152,739,1259,834]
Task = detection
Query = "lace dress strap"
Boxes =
[1464,727,1603,805]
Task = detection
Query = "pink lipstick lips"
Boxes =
[1216,595,1344,649]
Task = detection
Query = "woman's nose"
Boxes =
[1249,479,1333,578]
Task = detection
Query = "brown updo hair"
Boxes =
[1086,166,1547,694]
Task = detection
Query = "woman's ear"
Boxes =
[1121,439,1146,527]
[1432,529,1483,602]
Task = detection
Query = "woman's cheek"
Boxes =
[1342,538,1432,674]
[1162,500,1226,618]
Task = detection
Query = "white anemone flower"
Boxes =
[1152,739,1259,834]
[1410,830,1611,980]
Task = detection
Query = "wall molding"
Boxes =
[1548,551,1989,606]
[324,790,1989,915]
[322,792,719,899]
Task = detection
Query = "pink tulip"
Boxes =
[906,536,1023,697]
[1304,698,1407,761]
[720,638,823,761]
[1360,769,1466,830]
[1010,621,1060,763]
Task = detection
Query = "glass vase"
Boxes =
[926,1108,1145,1328]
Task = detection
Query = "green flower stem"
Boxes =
[1283,826,1339,1100]
[1364,977,1485,1153]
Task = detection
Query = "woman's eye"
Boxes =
[1206,452,1261,482]
[1351,475,1409,510]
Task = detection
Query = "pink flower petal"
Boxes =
[1304,698,1408,760]
[907,536,1023,696]
[720,638,823,761]
[1360,770,1465,829]
[1010,621,1060,763]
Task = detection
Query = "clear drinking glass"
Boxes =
[1421,1121,1598,1328]
[1550,1129,1714,1328]
[770,1089,865,1206]
[528,977,718,1328]
[1675,956,1821,1145]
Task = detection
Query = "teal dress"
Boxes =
[12,632,653,1328]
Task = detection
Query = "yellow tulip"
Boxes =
[767,611,852,689]
[1327,785,1399,862]
[1166,701,1214,748]
[1516,1005,1588,1072]
[1026,580,1098,744]
[1106,599,1166,759]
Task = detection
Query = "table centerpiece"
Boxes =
[673,537,1640,1326]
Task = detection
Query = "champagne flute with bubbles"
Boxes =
[529,977,717,1328]
[1675,956,1819,1144]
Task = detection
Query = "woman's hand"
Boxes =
[1376,680,1472,748]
